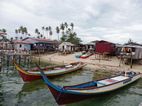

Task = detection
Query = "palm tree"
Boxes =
[15,29,19,40]
[15,29,18,34]
[62,31,65,36]
[18,28,22,39]
[38,32,40,38]
[66,29,69,35]
[40,34,43,38]
[60,23,65,31]
[48,26,52,39]
[20,26,23,30]
[10,37,13,41]
[64,22,68,28]
[45,27,49,39]
[48,26,52,31]
[60,23,65,37]
[19,26,24,36]
[18,29,21,33]
[68,28,71,34]
[68,28,71,32]
[35,28,39,37]
[70,22,74,30]
[35,28,38,33]
[2,28,6,33]
[23,27,28,36]
[42,26,45,36]
[49,30,53,40]
[56,26,60,41]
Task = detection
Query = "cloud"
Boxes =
[0,0,142,44]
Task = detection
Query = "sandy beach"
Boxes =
[37,52,142,73]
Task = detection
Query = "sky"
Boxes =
[1,0,142,44]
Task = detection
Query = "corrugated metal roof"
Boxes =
[59,42,74,46]
[123,45,142,48]
[13,37,59,44]
[13,40,32,44]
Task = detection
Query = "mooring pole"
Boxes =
[119,55,121,67]
[130,49,133,69]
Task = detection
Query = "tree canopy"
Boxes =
[58,22,82,44]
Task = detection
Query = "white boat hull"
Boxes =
[68,74,141,94]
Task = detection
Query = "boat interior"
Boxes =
[63,72,137,90]
[28,62,81,72]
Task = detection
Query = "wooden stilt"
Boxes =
[130,51,133,68]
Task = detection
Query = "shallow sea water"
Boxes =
[0,66,142,106]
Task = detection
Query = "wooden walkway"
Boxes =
[0,50,32,73]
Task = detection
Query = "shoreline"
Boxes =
[35,53,142,74]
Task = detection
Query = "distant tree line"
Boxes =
[35,26,52,39]
[1,22,82,44]
[15,26,30,40]
[56,22,82,44]
[35,22,82,44]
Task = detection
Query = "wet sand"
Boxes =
[37,52,142,74]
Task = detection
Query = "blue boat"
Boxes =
[39,67,141,105]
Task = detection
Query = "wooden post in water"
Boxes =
[99,53,101,62]
[119,54,122,67]
[130,50,133,69]
[0,65,1,72]
[24,55,26,67]
[1,54,4,72]
[0,53,2,72]
[38,55,40,65]
[12,54,15,70]
[29,51,32,69]
[8,55,10,70]
[0,56,3,72]
[27,55,29,69]
[38,47,41,65]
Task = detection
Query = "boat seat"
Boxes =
[111,76,128,81]
[97,79,117,87]
[97,81,106,87]
[65,65,72,68]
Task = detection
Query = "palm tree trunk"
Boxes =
[47,31,48,39]
[43,30,44,37]
[58,33,60,41]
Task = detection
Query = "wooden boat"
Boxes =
[80,52,93,59]
[14,62,86,82]
[39,68,141,105]
[75,52,85,58]
[75,54,82,58]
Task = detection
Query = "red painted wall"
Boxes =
[95,41,115,54]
